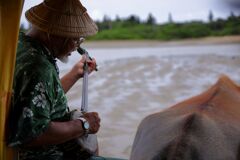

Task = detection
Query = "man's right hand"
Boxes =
[82,112,101,134]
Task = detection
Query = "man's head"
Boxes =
[44,33,84,63]
[25,0,97,62]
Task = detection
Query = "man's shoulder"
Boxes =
[16,37,57,75]
[17,32,53,63]
[16,51,54,73]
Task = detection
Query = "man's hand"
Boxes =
[26,112,101,147]
[60,55,97,93]
[71,55,97,79]
[82,112,101,134]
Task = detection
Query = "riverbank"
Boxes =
[82,35,240,49]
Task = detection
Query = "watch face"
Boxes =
[84,121,90,130]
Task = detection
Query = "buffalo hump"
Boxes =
[130,75,240,160]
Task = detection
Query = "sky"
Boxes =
[21,0,240,26]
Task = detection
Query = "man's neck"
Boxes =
[26,28,55,57]
[27,29,46,45]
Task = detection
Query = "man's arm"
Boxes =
[27,112,100,147]
[27,120,84,146]
[61,70,82,93]
[61,56,96,93]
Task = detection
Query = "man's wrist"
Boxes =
[77,117,90,134]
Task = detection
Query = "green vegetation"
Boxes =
[91,13,240,40]
[20,12,240,41]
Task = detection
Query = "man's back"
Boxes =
[8,32,69,159]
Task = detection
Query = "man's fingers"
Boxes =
[80,55,87,62]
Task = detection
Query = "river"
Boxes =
[58,42,240,159]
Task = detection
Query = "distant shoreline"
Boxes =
[83,35,240,49]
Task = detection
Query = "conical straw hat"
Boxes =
[25,0,98,38]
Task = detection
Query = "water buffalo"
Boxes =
[130,75,240,160]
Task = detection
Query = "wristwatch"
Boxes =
[77,117,90,134]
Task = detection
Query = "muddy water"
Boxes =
[58,43,240,159]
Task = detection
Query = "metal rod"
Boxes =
[81,60,88,112]
[76,39,98,112]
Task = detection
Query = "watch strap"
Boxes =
[77,117,89,134]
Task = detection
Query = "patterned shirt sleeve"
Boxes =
[13,70,53,145]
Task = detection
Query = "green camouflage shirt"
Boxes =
[8,32,70,160]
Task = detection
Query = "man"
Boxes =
[7,0,123,159]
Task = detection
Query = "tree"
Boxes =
[103,15,111,23]
[228,11,237,21]
[98,15,112,30]
[126,15,140,24]
[230,11,235,17]
[208,10,214,22]
[146,13,156,25]
[115,15,121,22]
[168,13,173,23]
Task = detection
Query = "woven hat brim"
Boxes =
[25,1,98,38]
